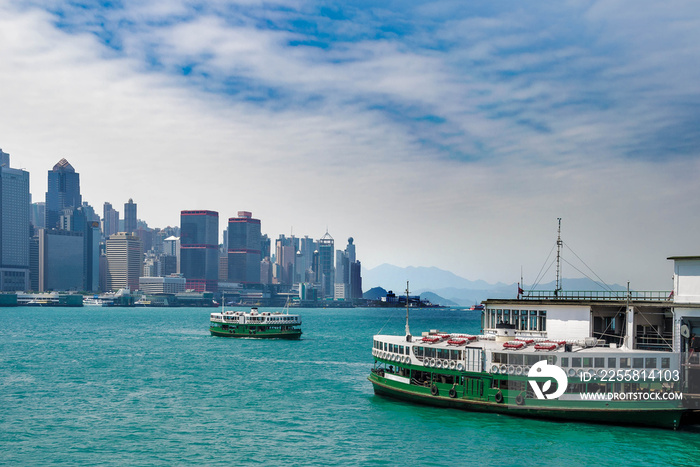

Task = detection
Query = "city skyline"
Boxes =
[2,1,700,289]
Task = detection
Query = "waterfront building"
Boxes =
[318,231,334,298]
[349,260,362,300]
[227,211,261,285]
[180,210,219,292]
[103,202,119,237]
[124,198,137,234]
[139,274,186,294]
[59,206,100,292]
[261,257,272,285]
[0,155,30,291]
[105,232,143,291]
[45,158,81,229]
[38,229,84,291]
[296,236,316,284]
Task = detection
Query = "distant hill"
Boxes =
[363,264,627,306]
[420,292,460,307]
[363,286,387,301]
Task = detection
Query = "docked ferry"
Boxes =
[210,307,302,339]
[368,255,700,430]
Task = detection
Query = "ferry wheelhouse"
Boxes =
[368,256,700,430]
[210,307,302,339]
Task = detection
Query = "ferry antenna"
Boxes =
[555,218,562,296]
[405,281,412,341]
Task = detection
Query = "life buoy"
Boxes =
[435,360,443,369]
[431,384,439,396]
[449,361,456,370]
[405,356,411,364]
[516,392,525,406]
[494,390,504,403]
[449,388,457,398]
[568,368,576,377]
[515,366,523,376]
[507,365,515,375]
[499,365,507,375]
[597,369,606,378]
[457,363,464,371]
[442,360,449,368]
[491,365,499,374]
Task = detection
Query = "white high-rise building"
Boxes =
[106,233,143,291]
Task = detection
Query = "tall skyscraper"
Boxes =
[124,198,137,234]
[227,211,261,284]
[0,148,9,167]
[45,158,81,229]
[180,210,219,292]
[38,229,84,291]
[103,202,120,237]
[318,231,334,298]
[105,232,143,291]
[0,152,30,291]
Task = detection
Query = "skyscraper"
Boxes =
[124,198,137,234]
[180,210,219,292]
[318,231,334,298]
[38,229,84,291]
[105,232,143,291]
[227,211,261,284]
[45,158,81,230]
[0,152,30,291]
[0,148,9,167]
[103,202,120,237]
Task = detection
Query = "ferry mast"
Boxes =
[555,218,563,296]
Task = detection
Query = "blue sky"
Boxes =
[2,0,700,289]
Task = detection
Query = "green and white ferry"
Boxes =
[210,306,302,339]
[369,255,700,430]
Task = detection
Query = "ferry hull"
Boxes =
[368,373,684,430]
[210,326,302,339]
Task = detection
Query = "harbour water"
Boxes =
[1,307,699,465]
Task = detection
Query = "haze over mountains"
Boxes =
[363,264,629,306]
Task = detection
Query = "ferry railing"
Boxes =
[519,290,673,301]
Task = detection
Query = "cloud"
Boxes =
[1,0,700,290]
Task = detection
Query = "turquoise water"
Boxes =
[1,307,699,466]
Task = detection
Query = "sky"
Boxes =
[1,0,700,290]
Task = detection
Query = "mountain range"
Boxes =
[362,263,626,306]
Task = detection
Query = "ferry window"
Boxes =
[514,313,520,329]
[608,358,616,368]
[620,358,630,368]
[389,344,393,353]
[572,357,581,367]
[426,348,436,358]
[509,354,524,365]
[538,310,547,331]
[561,357,569,367]
[633,358,644,369]
[437,349,450,360]
[493,353,507,364]
[547,356,557,365]
[497,309,502,323]
[503,310,511,323]
[594,358,604,368]
[400,346,405,355]
[450,350,461,360]
[661,358,670,369]
[490,310,496,328]
[582,358,592,368]
[526,355,544,365]
[521,310,528,330]
[645,358,656,369]
[530,310,537,330]
[413,347,424,358]
[384,343,387,351]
